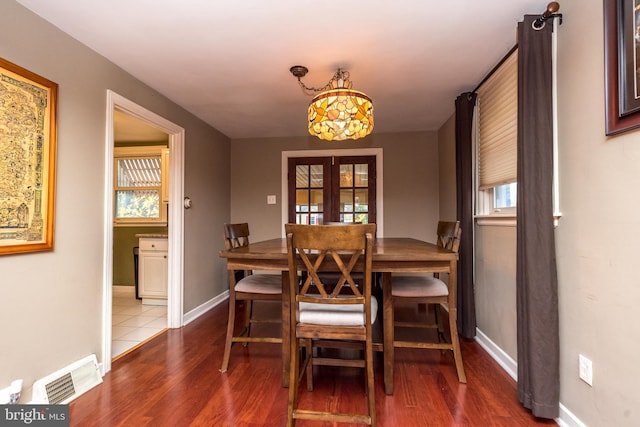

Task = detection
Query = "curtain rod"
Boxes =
[472,44,518,94]
[472,2,562,94]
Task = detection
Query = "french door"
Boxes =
[288,155,376,225]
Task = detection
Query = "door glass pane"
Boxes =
[355,213,369,224]
[310,165,323,187]
[340,189,353,212]
[310,189,323,212]
[296,165,308,188]
[355,189,368,212]
[296,190,309,212]
[297,213,309,224]
[340,164,353,187]
[310,213,322,225]
[354,164,368,186]
[341,214,354,223]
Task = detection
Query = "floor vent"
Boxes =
[32,354,102,404]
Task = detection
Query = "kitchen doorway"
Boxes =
[102,90,185,374]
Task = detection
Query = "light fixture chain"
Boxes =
[295,69,349,95]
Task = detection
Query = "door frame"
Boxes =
[101,90,185,374]
[281,148,384,236]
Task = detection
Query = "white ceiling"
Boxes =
[16,0,546,140]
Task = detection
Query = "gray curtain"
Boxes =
[455,92,477,339]
[516,15,559,418]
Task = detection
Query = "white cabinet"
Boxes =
[138,237,168,305]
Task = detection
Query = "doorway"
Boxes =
[102,90,185,374]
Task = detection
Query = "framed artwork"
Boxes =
[604,0,640,135]
[0,57,57,255]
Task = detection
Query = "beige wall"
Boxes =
[437,115,457,220]
[230,132,441,243]
[0,0,230,398]
[556,1,640,425]
[442,1,640,425]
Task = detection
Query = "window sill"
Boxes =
[114,222,168,227]
[475,215,517,227]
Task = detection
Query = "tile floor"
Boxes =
[111,286,167,359]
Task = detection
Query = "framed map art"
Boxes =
[0,57,57,255]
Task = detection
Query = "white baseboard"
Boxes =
[474,328,585,427]
[474,327,517,381]
[556,403,588,427]
[182,290,229,325]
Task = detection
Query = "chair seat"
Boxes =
[235,274,282,294]
[392,275,448,298]
[299,296,378,326]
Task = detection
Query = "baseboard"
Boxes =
[474,328,586,427]
[474,328,517,381]
[556,403,587,427]
[182,290,229,325]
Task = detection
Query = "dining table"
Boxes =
[218,236,458,395]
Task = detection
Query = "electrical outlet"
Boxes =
[267,195,276,205]
[579,354,593,386]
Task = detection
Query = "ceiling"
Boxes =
[17,0,546,140]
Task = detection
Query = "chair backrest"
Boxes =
[436,221,462,253]
[285,223,376,307]
[223,223,251,250]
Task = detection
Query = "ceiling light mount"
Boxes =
[289,65,374,141]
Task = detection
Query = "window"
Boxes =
[114,146,168,225]
[476,49,518,216]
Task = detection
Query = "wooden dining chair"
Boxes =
[219,223,283,373]
[387,221,466,384]
[285,223,377,427]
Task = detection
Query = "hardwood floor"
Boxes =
[70,301,557,426]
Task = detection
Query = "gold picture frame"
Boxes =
[0,57,57,254]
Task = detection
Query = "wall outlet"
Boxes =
[579,354,593,386]
[267,195,276,205]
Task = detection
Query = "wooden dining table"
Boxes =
[218,236,458,395]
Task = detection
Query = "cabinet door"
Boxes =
[139,251,168,298]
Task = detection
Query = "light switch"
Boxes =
[267,195,277,205]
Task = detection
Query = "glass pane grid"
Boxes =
[117,158,161,187]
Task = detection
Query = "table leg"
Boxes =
[382,272,394,395]
[281,270,290,387]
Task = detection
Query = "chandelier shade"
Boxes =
[290,65,374,141]
[308,89,374,141]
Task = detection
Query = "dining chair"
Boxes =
[219,223,283,373]
[388,221,466,383]
[285,223,377,427]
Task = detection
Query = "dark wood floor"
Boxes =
[70,301,557,426]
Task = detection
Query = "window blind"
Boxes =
[477,50,518,190]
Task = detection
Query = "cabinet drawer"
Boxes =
[139,238,168,251]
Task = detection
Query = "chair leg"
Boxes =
[220,290,237,373]
[434,304,446,344]
[242,300,253,347]
[287,331,301,427]
[448,307,467,383]
[304,339,313,391]
[382,272,394,395]
[366,338,376,427]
